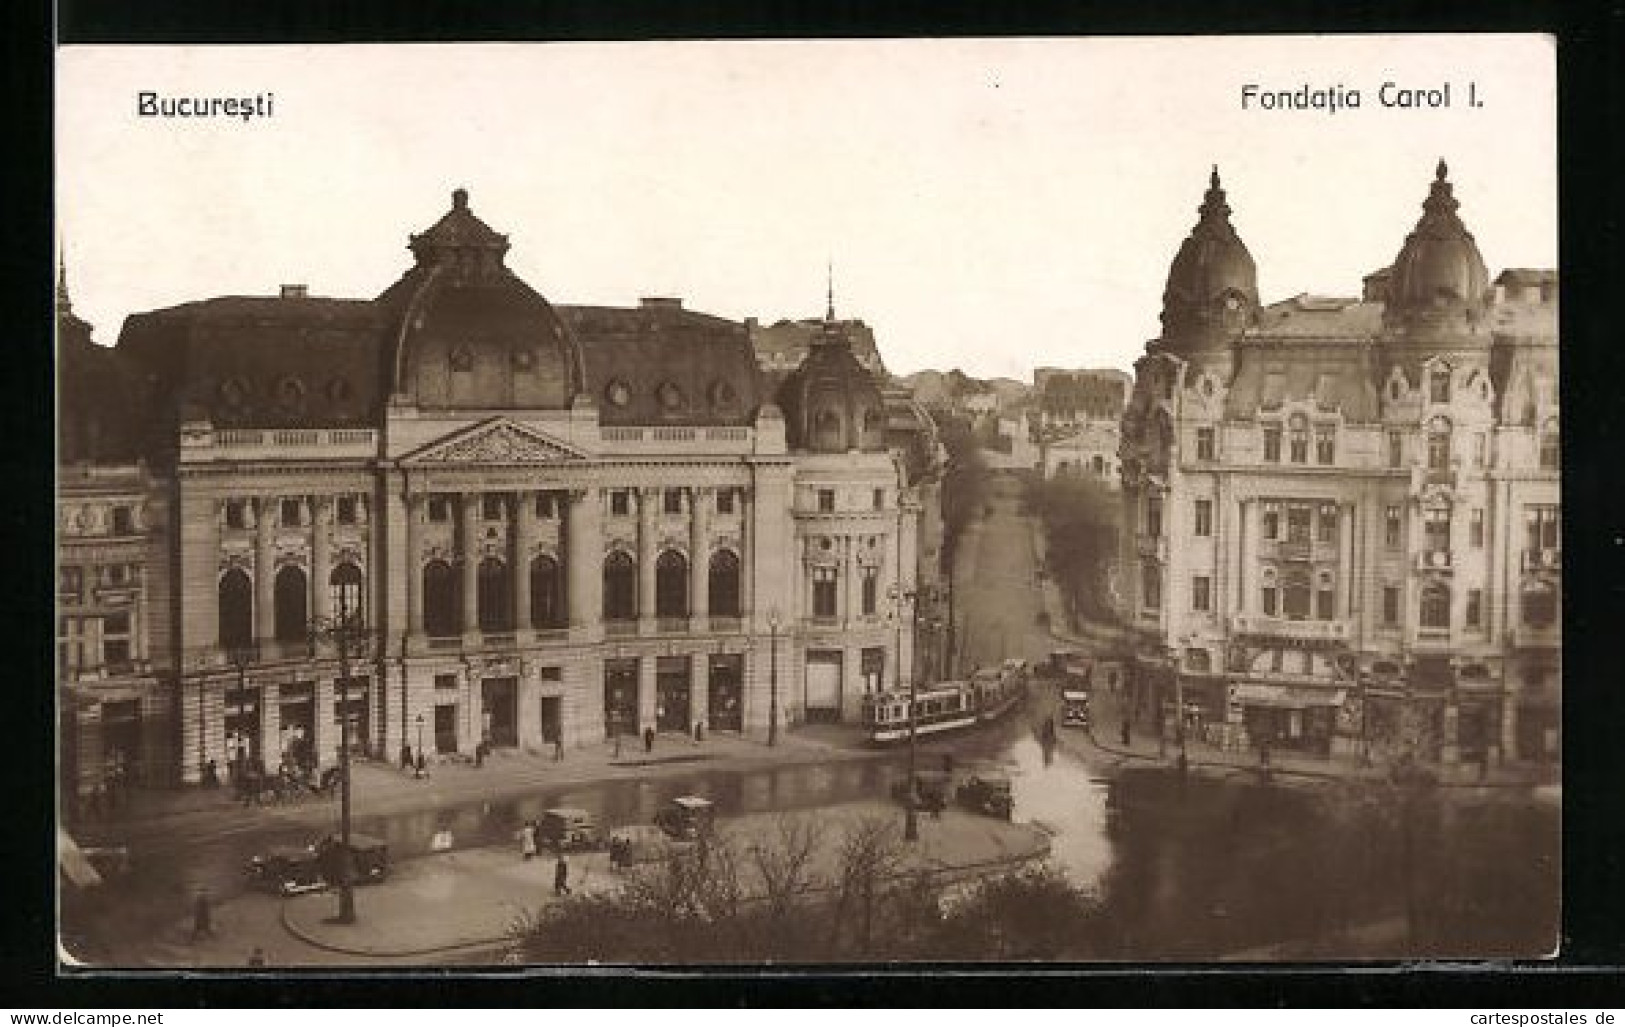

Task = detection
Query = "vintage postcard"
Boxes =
[55,35,1558,967]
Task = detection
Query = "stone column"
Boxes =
[638,487,658,629]
[639,655,658,733]
[513,492,533,632]
[254,496,276,645]
[690,487,710,629]
[740,488,754,621]
[566,488,602,636]
[312,496,333,622]
[461,492,479,636]
[843,536,858,628]
[692,651,710,731]
[405,492,424,635]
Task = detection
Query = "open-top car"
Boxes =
[247,832,390,896]
[654,795,716,840]
[537,807,605,851]
[956,772,1015,819]
[889,769,951,814]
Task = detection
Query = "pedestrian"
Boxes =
[520,819,538,861]
[190,888,214,941]
[475,739,486,768]
[553,736,564,762]
[941,752,954,774]
[414,753,428,779]
[246,947,267,967]
[399,743,413,772]
[1120,717,1131,747]
[642,726,655,754]
[553,852,571,896]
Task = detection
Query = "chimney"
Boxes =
[280,284,309,299]
[639,297,682,311]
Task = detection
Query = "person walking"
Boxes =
[1120,717,1131,748]
[520,820,538,861]
[553,852,571,896]
[642,726,655,754]
[190,888,214,942]
[553,736,564,762]
[399,743,413,773]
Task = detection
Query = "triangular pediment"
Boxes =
[403,418,586,466]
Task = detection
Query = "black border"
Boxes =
[13,0,1625,1008]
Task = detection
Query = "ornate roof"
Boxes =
[1159,167,1259,350]
[777,316,886,454]
[1382,161,1491,341]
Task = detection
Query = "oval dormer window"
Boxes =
[276,376,307,415]
[656,381,685,413]
[710,379,737,411]
[219,376,250,412]
[605,379,632,408]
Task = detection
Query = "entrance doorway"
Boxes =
[483,677,519,748]
[102,699,142,783]
[708,654,743,732]
[804,651,843,724]
[223,687,261,776]
[540,695,562,744]
[656,657,691,733]
[604,659,639,739]
[278,682,315,769]
[434,704,458,754]
[334,677,370,758]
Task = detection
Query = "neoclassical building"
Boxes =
[69,189,926,786]
[1119,164,1559,766]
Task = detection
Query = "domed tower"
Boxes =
[777,286,886,454]
[1381,160,1491,345]
[379,188,587,409]
[1158,167,1259,356]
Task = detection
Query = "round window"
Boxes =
[605,379,632,407]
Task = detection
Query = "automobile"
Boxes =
[956,772,1015,820]
[653,795,716,840]
[607,824,678,868]
[246,833,389,896]
[537,807,604,851]
[1061,689,1092,728]
[889,769,951,814]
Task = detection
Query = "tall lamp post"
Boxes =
[309,592,369,925]
[890,585,920,842]
[766,608,781,746]
[415,712,426,765]
[225,645,256,780]
[1171,643,1188,773]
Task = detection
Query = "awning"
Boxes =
[1229,683,1347,709]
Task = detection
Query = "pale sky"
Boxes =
[56,36,1555,380]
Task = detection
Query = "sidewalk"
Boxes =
[74,727,886,849]
[279,800,1051,960]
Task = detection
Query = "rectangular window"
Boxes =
[1191,575,1211,612]
[1316,588,1334,621]
[434,673,458,690]
[1470,508,1485,548]
[1262,586,1278,616]
[482,494,504,521]
[336,496,358,525]
[1286,504,1311,544]
[861,567,878,616]
[873,488,885,510]
[1263,425,1282,463]
[610,490,631,517]
[1141,563,1161,609]
[1193,499,1213,537]
[111,506,134,535]
[1466,588,1483,628]
[1385,506,1402,548]
[281,498,302,526]
[225,500,247,530]
[1316,504,1338,544]
[1387,431,1403,468]
[1424,507,1451,552]
[1383,586,1400,626]
[1430,368,1451,404]
[1524,505,1559,551]
[664,489,684,515]
[1262,503,1280,541]
[535,493,556,519]
[103,637,130,666]
[106,564,128,586]
[817,489,836,513]
[1315,426,1336,465]
[428,496,450,523]
[1539,430,1559,470]
[1195,428,1215,461]
[1289,422,1309,463]
[60,566,84,595]
[717,490,735,515]
[812,567,838,617]
[1428,430,1451,471]
[1146,496,1163,538]
[104,612,130,635]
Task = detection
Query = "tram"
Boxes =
[861,682,978,743]
[972,665,1025,723]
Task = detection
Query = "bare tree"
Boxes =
[827,814,908,956]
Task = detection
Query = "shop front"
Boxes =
[707,654,743,732]
[278,681,315,769]
[604,658,639,739]
[481,676,518,748]
[223,685,262,774]
[334,676,371,758]
[655,657,692,733]
[1229,682,1345,756]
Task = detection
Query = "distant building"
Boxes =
[1034,368,1128,486]
[1041,420,1121,487]
[748,315,888,378]
[1118,165,1559,767]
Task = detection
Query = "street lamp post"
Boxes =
[766,608,781,746]
[891,586,920,842]
[415,712,425,766]
[1172,644,1188,774]
[309,593,368,925]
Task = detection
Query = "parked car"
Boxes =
[890,770,951,814]
[654,795,716,840]
[247,833,389,896]
[956,772,1015,819]
[607,824,677,868]
[537,807,604,851]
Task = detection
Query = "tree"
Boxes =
[937,414,990,574]
[1031,472,1121,626]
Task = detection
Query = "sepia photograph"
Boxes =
[54,34,1559,968]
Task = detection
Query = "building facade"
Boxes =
[1118,165,1559,766]
[68,189,926,787]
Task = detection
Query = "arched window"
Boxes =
[218,568,253,650]
[1420,583,1451,629]
[656,549,689,618]
[530,555,565,629]
[814,408,842,447]
[1427,416,1452,471]
[477,557,512,633]
[708,550,741,618]
[423,560,459,637]
[1539,418,1559,470]
[603,551,636,621]
[1288,414,1309,463]
[274,565,308,643]
[329,562,363,618]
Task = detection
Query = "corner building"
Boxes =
[1119,165,1559,766]
[108,190,919,783]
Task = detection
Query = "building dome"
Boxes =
[777,321,887,454]
[1159,168,1259,349]
[1384,161,1490,333]
[380,189,586,409]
